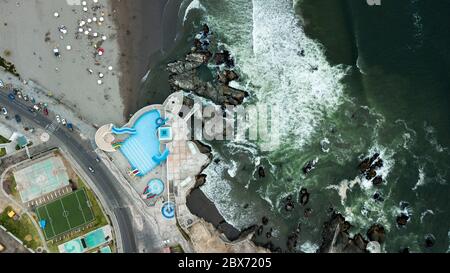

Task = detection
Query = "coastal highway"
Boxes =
[0,88,139,252]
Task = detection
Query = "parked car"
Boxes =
[61,118,67,126]
[1,107,7,115]
[43,108,49,116]
[88,166,95,173]
[28,107,35,113]
[0,80,4,88]
[56,115,61,123]
[23,95,29,101]
[8,93,15,101]
[33,104,40,111]
[14,114,21,123]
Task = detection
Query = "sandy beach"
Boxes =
[0,0,182,126]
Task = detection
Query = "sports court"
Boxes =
[14,156,70,203]
[35,189,95,240]
[58,225,112,253]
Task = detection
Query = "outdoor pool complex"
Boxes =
[112,110,170,176]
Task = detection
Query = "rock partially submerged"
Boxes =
[167,25,248,106]
[319,213,369,253]
[302,158,318,175]
[367,224,386,244]
[299,188,310,206]
[358,153,385,186]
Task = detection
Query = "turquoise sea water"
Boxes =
[145,0,450,252]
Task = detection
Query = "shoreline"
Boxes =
[111,0,183,119]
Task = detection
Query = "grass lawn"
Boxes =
[0,206,43,250]
[0,148,6,157]
[45,179,109,252]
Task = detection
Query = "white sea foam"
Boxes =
[420,209,434,223]
[183,0,206,25]
[412,166,426,191]
[299,241,319,253]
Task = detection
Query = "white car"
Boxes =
[56,115,61,123]
[1,107,7,115]
[0,80,4,88]
[61,118,67,126]
[88,166,95,173]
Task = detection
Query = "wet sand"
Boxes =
[110,0,183,118]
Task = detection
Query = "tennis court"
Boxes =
[35,189,95,240]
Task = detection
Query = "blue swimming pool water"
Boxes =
[84,228,106,249]
[118,110,170,175]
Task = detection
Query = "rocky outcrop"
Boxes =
[167,25,248,106]
[358,153,385,186]
[319,213,369,253]
[367,224,386,244]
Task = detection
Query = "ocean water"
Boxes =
[148,0,450,252]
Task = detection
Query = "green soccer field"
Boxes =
[35,189,95,240]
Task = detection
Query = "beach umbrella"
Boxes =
[97,47,105,56]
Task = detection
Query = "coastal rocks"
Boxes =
[258,166,266,178]
[257,226,264,236]
[284,195,295,212]
[287,232,299,252]
[194,174,207,188]
[214,50,235,68]
[358,153,385,186]
[424,234,435,248]
[302,158,318,175]
[319,213,369,253]
[367,224,386,244]
[396,213,410,226]
[167,25,248,107]
[299,188,310,206]
[262,216,269,226]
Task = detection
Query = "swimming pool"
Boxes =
[116,109,170,176]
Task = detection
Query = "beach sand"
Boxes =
[0,0,182,126]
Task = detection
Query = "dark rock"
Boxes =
[257,225,264,236]
[263,242,274,251]
[373,192,384,202]
[266,228,273,239]
[194,174,207,188]
[302,159,317,175]
[358,158,371,173]
[214,50,234,68]
[366,168,377,180]
[299,188,310,206]
[202,24,210,35]
[372,176,383,186]
[262,216,269,226]
[400,247,410,253]
[425,234,435,248]
[304,208,313,218]
[285,201,294,212]
[369,153,380,165]
[258,166,266,178]
[287,232,299,252]
[373,159,384,168]
[367,224,386,244]
[273,247,282,253]
[242,203,249,209]
[319,213,369,253]
[396,213,410,226]
[217,70,239,85]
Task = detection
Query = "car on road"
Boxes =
[33,104,40,111]
[88,166,95,173]
[95,157,101,163]
[8,93,15,101]
[61,118,67,126]
[23,95,29,101]
[56,115,61,123]
[1,107,7,115]
[14,114,21,123]
[43,108,49,116]
[0,80,4,88]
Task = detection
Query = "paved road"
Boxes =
[0,89,139,252]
